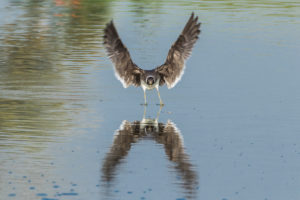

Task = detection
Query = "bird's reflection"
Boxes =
[101,106,198,199]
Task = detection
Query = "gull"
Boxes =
[101,107,198,198]
[103,12,201,105]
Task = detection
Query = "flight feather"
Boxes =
[103,21,143,88]
[155,12,201,88]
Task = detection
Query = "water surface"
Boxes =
[0,0,300,200]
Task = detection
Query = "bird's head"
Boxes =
[146,76,155,85]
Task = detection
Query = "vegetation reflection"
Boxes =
[0,0,111,153]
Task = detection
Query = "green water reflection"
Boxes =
[0,0,110,153]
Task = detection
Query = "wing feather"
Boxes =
[155,13,201,89]
[103,21,143,88]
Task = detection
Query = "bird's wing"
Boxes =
[155,13,201,89]
[101,120,141,182]
[103,21,143,88]
[158,120,198,194]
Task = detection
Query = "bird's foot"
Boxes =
[156,103,164,107]
[140,103,148,106]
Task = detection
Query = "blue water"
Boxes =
[0,0,300,200]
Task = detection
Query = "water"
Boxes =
[0,0,300,200]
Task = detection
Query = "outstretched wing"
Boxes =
[155,13,201,89]
[103,21,143,88]
[155,120,198,195]
[101,120,138,182]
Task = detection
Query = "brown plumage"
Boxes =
[101,119,198,197]
[103,21,143,88]
[156,13,201,88]
[103,12,201,105]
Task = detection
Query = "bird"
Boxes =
[103,12,201,105]
[101,117,198,197]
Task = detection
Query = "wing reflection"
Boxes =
[101,107,198,198]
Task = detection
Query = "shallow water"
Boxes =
[0,0,300,200]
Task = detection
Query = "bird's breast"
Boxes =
[141,79,159,90]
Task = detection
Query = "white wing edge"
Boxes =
[113,66,129,88]
[113,120,130,140]
[166,120,184,145]
[166,64,186,89]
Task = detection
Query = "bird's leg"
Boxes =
[155,104,163,122]
[156,87,164,106]
[143,88,148,106]
[143,104,147,120]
